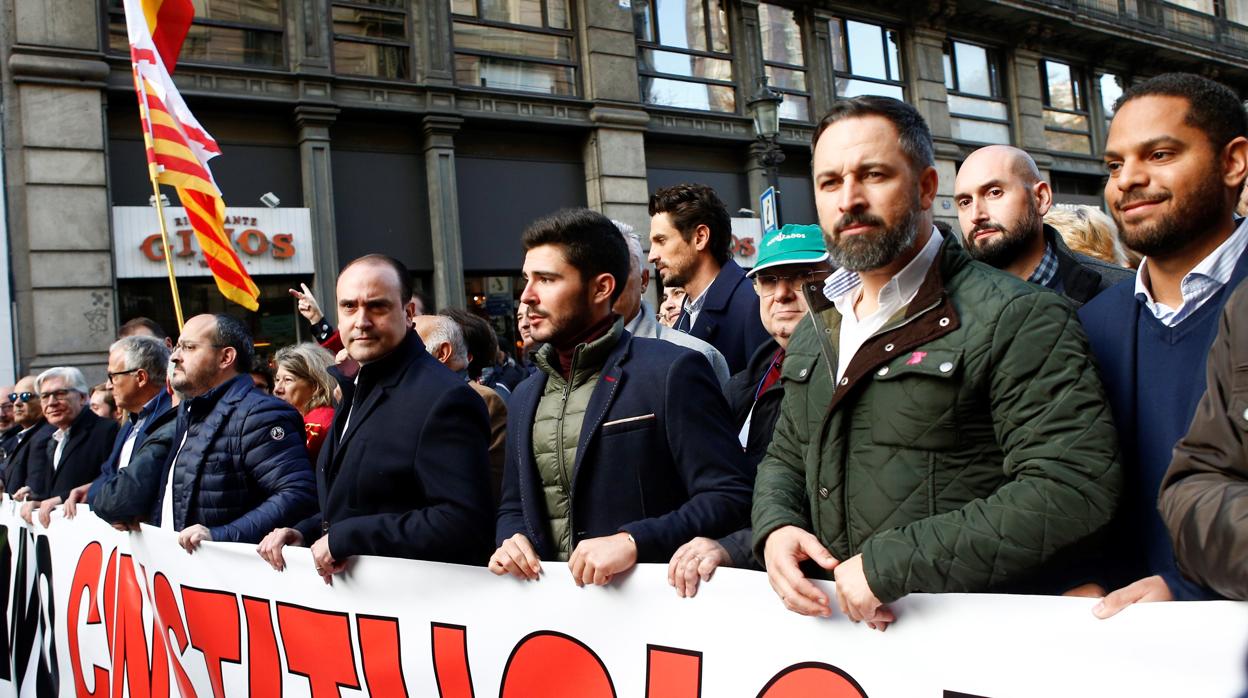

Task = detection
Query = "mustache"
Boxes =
[971,222,1004,236]
[1116,190,1171,211]
[834,212,886,234]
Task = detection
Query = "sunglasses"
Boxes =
[7,392,34,404]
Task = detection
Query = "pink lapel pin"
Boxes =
[906,351,927,366]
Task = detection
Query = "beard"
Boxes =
[824,196,922,272]
[527,293,596,350]
[964,204,1042,269]
[1113,169,1226,258]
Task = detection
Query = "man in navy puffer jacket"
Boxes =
[164,313,316,551]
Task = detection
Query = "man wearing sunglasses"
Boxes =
[2,377,51,497]
[17,367,118,524]
[0,386,18,466]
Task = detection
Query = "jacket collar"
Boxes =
[535,318,624,387]
[702,259,748,312]
[1047,224,1101,301]
[329,331,425,469]
[184,373,254,420]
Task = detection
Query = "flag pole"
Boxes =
[133,67,185,332]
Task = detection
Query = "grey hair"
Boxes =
[421,315,468,367]
[618,227,644,274]
[109,335,169,385]
[35,366,89,396]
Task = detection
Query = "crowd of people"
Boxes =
[1,71,1245,630]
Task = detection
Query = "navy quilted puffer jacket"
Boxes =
[165,373,316,543]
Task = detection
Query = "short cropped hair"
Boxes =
[811,95,935,173]
[342,254,415,305]
[35,367,89,396]
[109,335,169,385]
[440,308,498,380]
[274,343,337,411]
[648,184,733,266]
[521,208,631,304]
[1115,72,1248,151]
[212,314,255,374]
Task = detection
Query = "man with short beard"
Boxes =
[751,96,1121,631]
[490,208,751,587]
[954,145,1130,304]
[1079,73,1248,618]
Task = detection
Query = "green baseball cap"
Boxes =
[748,223,829,277]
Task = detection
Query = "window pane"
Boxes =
[952,117,1011,144]
[642,76,736,112]
[109,20,128,53]
[633,0,655,41]
[334,40,408,78]
[333,6,407,41]
[456,54,576,95]
[708,0,730,53]
[953,42,992,96]
[183,24,284,67]
[1171,0,1214,13]
[191,0,281,26]
[829,19,848,72]
[1100,73,1123,117]
[454,21,572,60]
[765,65,806,91]
[1045,130,1092,154]
[1044,60,1078,110]
[452,0,477,16]
[760,3,804,66]
[642,48,733,81]
[655,0,707,52]
[479,0,544,27]
[948,94,1008,120]
[835,78,903,101]
[1045,110,1089,132]
[548,0,569,29]
[779,94,809,122]
[1229,0,1248,24]
[886,30,902,81]
[942,46,954,90]
[846,20,887,79]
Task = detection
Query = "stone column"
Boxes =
[294,105,340,310]
[1011,48,1049,153]
[576,0,641,102]
[806,8,836,119]
[292,0,331,73]
[907,25,959,221]
[416,0,455,86]
[584,107,651,234]
[422,114,466,310]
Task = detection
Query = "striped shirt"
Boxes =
[1133,216,1248,327]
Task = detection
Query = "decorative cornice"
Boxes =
[10,51,109,87]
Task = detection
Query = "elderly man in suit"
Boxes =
[257,254,494,580]
[490,208,752,586]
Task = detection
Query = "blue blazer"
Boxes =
[86,390,172,505]
[682,259,770,374]
[496,331,753,562]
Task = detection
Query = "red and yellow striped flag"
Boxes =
[124,0,261,311]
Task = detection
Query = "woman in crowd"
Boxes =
[272,343,337,464]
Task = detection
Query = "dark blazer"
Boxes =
[30,407,119,501]
[86,390,172,505]
[296,331,495,565]
[496,331,753,562]
[2,420,53,493]
[1049,225,1133,306]
[91,407,179,526]
[681,259,770,374]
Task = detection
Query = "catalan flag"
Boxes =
[123,0,261,311]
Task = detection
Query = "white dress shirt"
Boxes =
[51,428,69,471]
[162,429,190,530]
[825,227,944,381]
[1134,216,1248,327]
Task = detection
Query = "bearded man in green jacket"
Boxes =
[752,96,1122,631]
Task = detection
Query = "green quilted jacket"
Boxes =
[751,235,1122,603]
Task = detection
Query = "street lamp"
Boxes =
[747,76,785,225]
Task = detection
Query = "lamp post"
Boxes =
[747,76,785,226]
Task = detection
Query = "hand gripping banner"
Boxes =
[0,502,1245,697]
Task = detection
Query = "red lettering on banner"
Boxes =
[102,552,167,698]
[181,587,241,698]
[276,603,361,697]
[153,574,197,698]
[242,597,282,697]
[359,615,408,697]
[68,541,108,698]
[140,235,165,262]
[236,229,268,256]
[271,233,295,259]
[646,645,702,698]
[499,631,616,698]
[430,623,473,698]
[756,662,868,698]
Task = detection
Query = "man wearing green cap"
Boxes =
[667,223,830,598]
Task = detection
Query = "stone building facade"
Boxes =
[2,0,1247,379]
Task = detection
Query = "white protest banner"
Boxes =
[1,502,1246,697]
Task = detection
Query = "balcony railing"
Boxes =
[1028,0,1248,54]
